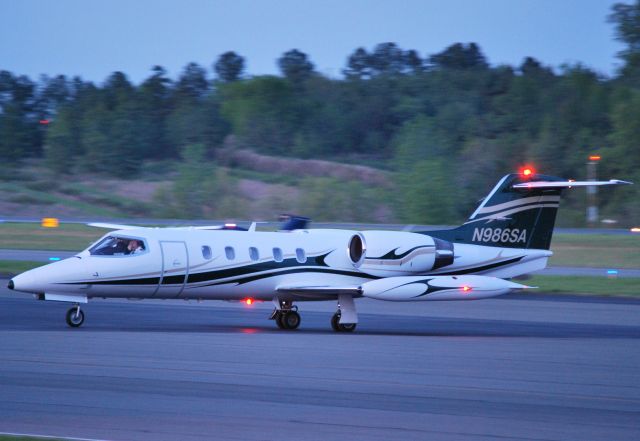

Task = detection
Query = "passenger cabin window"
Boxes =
[89,236,147,256]
[249,247,259,261]
[201,245,212,260]
[225,246,235,260]
[295,248,306,263]
[273,247,283,262]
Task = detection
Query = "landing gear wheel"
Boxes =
[331,312,341,331]
[65,307,85,328]
[280,311,301,330]
[275,311,287,329]
[331,312,356,332]
[339,322,356,332]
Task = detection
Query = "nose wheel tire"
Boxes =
[331,312,356,333]
[65,307,85,328]
[275,310,301,330]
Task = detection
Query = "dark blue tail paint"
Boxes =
[426,173,565,250]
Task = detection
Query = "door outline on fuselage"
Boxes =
[157,240,189,298]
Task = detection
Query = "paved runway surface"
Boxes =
[1,287,639,441]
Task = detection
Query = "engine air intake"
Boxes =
[348,234,366,268]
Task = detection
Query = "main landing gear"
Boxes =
[331,311,357,332]
[332,293,358,332]
[270,300,301,330]
[65,304,85,328]
[271,295,359,332]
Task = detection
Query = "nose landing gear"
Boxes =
[65,305,85,328]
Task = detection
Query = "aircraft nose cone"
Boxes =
[7,279,14,290]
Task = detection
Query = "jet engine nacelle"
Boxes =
[358,231,454,277]
[361,275,530,301]
[316,231,368,269]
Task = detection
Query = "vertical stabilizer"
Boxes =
[427,172,630,250]
[428,173,564,250]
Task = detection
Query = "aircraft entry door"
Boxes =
[157,241,189,298]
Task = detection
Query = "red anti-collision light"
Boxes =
[244,298,254,305]
[461,285,472,293]
[589,155,601,162]
[521,167,535,177]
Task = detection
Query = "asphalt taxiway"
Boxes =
[0,285,639,441]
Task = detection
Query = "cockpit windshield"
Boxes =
[89,236,147,256]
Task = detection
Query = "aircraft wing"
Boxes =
[277,285,363,298]
[88,223,254,231]
[87,223,147,230]
[513,179,632,189]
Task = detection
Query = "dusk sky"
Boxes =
[0,0,625,84]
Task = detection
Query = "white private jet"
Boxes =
[8,169,631,332]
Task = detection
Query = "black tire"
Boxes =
[65,308,85,328]
[275,312,286,329]
[331,312,341,332]
[282,311,301,330]
[338,323,357,333]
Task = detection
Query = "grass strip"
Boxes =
[0,260,46,276]
[548,233,640,269]
[526,275,640,297]
[0,223,103,251]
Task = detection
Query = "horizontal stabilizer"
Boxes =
[513,179,632,189]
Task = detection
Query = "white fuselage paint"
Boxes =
[11,227,551,302]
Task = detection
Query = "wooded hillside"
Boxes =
[1,2,639,225]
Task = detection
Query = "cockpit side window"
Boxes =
[89,236,147,256]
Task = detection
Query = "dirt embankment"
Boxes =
[217,148,391,186]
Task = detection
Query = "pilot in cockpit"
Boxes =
[112,239,128,254]
[126,239,144,255]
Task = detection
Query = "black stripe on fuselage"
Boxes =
[194,267,379,288]
[58,254,526,287]
[162,275,185,284]
[72,276,161,286]
[367,245,434,261]
[431,256,525,275]
[186,255,328,284]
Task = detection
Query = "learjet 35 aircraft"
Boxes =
[8,170,632,332]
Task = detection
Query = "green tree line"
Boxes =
[1,1,639,224]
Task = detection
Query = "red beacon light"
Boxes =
[244,298,254,306]
[521,167,535,178]
[461,285,472,293]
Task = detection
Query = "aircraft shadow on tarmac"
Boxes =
[2,299,639,339]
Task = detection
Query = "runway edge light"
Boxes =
[41,218,59,228]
